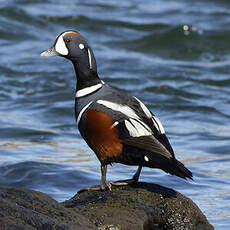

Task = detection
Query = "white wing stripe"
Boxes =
[134,96,165,134]
[133,96,152,118]
[152,116,165,134]
[97,100,140,120]
[125,119,151,137]
[96,99,165,135]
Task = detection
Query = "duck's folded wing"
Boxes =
[115,118,172,159]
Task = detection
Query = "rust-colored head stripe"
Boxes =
[63,31,82,37]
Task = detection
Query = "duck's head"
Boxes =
[40,30,97,73]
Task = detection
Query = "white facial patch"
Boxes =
[55,34,68,56]
[79,43,84,49]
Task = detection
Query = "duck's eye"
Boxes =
[79,43,85,49]
[65,39,71,44]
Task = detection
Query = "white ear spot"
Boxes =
[55,35,68,55]
[144,156,149,162]
[79,44,84,49]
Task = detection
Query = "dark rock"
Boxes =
[0,183,214,230]
[0,186,96,230]
[63,182,214,230]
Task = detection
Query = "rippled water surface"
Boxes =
[0,0,230,229]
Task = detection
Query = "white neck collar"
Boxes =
[76,81,104,98]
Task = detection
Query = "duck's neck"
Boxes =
[72,60,101,91]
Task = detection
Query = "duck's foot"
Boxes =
[78,185,101,193]
[78,183,112,194]
[78,179,138,193]
[109,178,137,187]
[78,166,142,193]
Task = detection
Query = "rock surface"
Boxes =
[0,186,96,230]
[0,183,214,230]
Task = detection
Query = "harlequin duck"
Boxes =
[41,30,193,191]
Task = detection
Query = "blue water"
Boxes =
[0,1,230,229]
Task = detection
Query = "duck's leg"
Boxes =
[110,166,142,186]
[100,164,107,190]
[132,165,142,181]
[78,164,109,193]
[78,165,142,193]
